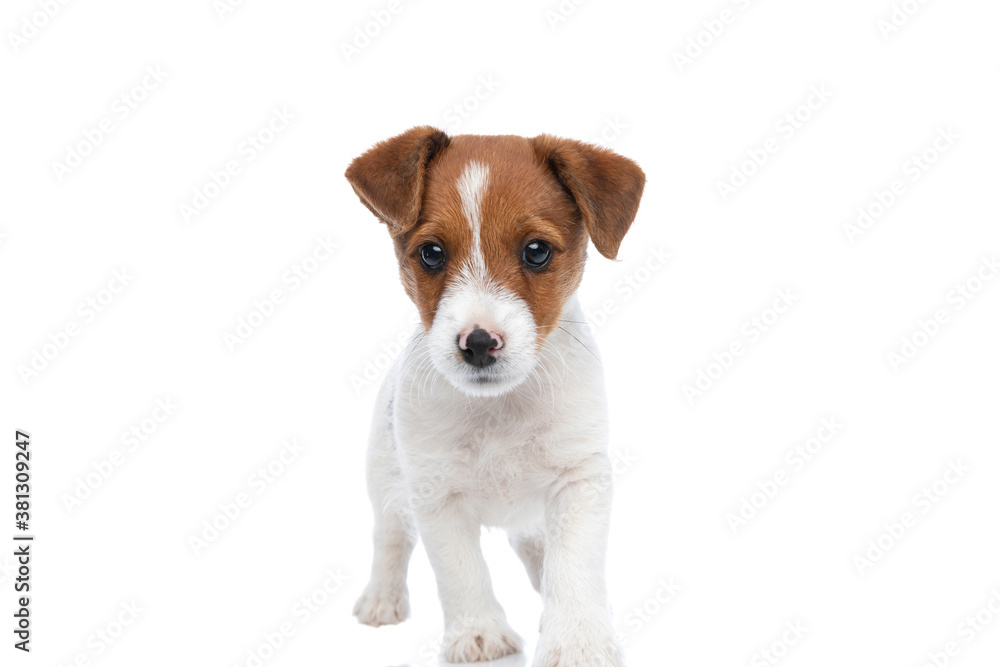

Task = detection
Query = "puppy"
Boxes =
[346,127,644,666]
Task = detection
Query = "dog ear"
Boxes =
[530,135,645,260]
[345,126,451,237]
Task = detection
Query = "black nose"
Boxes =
[461,328,499,368]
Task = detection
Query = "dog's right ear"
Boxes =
[345,126,451,237]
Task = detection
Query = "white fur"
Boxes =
[354,162,623,666]
[457,161,490,279]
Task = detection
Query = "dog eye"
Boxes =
[418,243,446,271]
[522,240,552,269]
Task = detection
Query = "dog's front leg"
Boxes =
[536,458,623,667]
[415,491,523,663]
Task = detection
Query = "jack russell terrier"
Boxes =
[346,127,645,666]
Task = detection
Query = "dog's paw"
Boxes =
[441,614,523,663]
[353,584,410,627]
[534,627,623,667]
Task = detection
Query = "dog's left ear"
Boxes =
[345,126,451,237]
[530,135,645,260]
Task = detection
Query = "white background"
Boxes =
[2,0,999,666]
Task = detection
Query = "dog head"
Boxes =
[346,127,645,397]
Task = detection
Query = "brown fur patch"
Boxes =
[530,134,646,260]
[346,129,645,338]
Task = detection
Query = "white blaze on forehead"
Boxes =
[456,161,490,279]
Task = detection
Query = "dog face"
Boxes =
[346,127,644,396]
